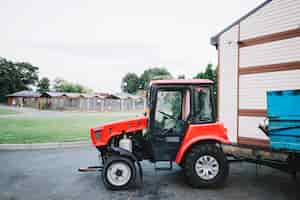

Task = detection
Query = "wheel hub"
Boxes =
[195,155,219,180]
[116,169,123,177]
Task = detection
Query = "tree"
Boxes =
[53,78,91,93]
[0,57,39,102]
[121,73,140,94]
[53,78,66,92]
[37,77,50,93]
[194,63,218,106]
[139,67,172,90]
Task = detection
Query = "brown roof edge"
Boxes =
[210,0,272,47]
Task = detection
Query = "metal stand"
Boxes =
[136,161,144,188]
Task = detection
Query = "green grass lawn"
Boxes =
[0,108,19,115]
[0,113,139,144]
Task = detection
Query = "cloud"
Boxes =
[32,43,161,64]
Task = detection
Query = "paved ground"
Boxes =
[0,146,299,200]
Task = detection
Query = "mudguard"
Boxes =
[109,146,139,162]
[175,122,230,164]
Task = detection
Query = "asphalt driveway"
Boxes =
[0,146,299,200]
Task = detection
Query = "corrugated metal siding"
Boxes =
[219,25,239,143]
[240,0,300,40]
[239,116,269,140]
[239,70,300,109]
[240,36,300,67]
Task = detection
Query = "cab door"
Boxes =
[150,88,188,161]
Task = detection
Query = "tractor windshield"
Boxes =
[154,90,182,129]
[193,87,214,122]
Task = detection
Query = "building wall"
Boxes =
[239,70,300,110]
[240,37,300,67]
[238,116,268,140]
[218,25,239,143]
[218,0,300,146]
[240,0,300,40]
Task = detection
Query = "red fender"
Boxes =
[175,122,230,164]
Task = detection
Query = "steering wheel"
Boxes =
[158,110,177,120]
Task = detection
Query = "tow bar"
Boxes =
[78,166,103,172]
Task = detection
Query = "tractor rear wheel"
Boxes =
[183,143,229,188]
[102,156,136,190]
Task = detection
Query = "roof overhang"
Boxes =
[150,79,213,86]
[210,0,272,47]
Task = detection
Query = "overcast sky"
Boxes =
[0,0,263,93]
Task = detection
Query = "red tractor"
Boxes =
[88,79,230,190]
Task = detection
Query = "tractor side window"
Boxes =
[155,90,182,130]
[194,87,213,122]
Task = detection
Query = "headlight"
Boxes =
[95,130,101,140]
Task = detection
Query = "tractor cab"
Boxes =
[88,79,229,190]
[146,79,217,161]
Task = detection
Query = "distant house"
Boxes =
[6,90,145,111]
[6,90,41,107]
[41,92,105,110]
[94,92,119,99]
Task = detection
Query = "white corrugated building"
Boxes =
[211,0,300,147]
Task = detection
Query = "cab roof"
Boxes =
[150,79,213,85]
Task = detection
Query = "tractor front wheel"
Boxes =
[183,143,229,188]
[102,156,136,190]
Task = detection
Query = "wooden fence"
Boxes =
[37,97,145,111]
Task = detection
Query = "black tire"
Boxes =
[288,153,300,172]
[102,156,136,190]
[183,143,229,188]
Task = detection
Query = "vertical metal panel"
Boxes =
[219,25,239,143]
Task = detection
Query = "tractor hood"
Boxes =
[90,116,148,147]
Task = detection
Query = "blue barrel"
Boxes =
[267,90,300,152]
